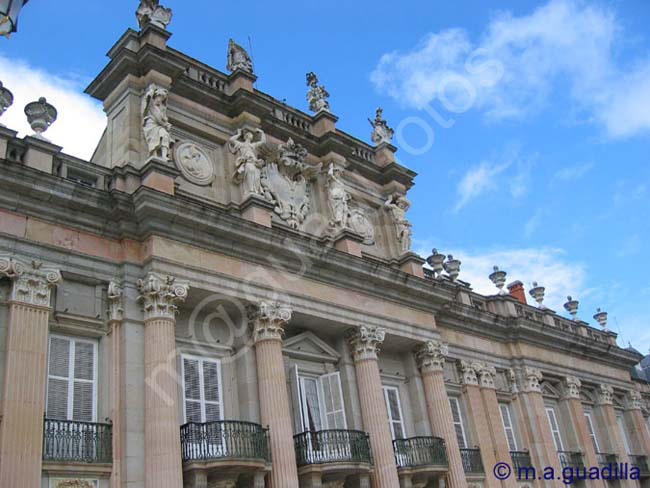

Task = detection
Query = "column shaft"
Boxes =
[480,387,517,488]
[463,384,499,488]
[109,320,123,488]
[625,408,650,456]
[593,404,636,488]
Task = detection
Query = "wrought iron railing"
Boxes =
[596,452,617,467]
[510,450,532,477]
[294,430,372,466]
[460,448,484,473]
[630,455,650,476]
[180,421,270,462]
[557,450,584,470]
[393,436,448,468]
[43,418,112,463]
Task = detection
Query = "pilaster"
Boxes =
[623,390,650,457]
[0,255,61,488]
[346,326,400,488]
[107,282,125,488]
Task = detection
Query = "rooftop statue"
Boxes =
[229,128,267,196]
[368,107,394,145]
[384,193,412,253]
[306,72,330,113]
[141,84,173,161]
[136,0,172,30]
[227,38,254,74]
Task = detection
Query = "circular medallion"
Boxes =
[174,141,214,186]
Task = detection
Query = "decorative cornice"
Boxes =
[0,255,61,307]
[459,360,479,386]
[346,325,386,362]
[247,301,292,343]
[596,384,614,406]
[562,375,582,400]
[107,281,124,323]
[522,367,543,393]
[625,389,643,411]
[136,273,189,321]
[414,340,448,373]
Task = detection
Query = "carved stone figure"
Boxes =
[0,81,13,123]
[142,85,173,161]
[348,208,375,245]
[174,141,214,186]
[384,193,412,253]
[368,107,394,145]
[227,38,253,74]
[229,128,267,196]
[24,97,57,139]
[136,0,172,29]
[306,72,330,113]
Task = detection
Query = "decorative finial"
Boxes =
[306,72,331,113]
[426,248,446,279]
[0,81,13,123]
[136,0,172,30]
[563,296,579,320]
[368,107,394,145]
[24,97,57,140]
[227,38,254,74]
[528,282,546,309]
[593,308,608,332]
[489,266,507,294]
[444,254,461,282]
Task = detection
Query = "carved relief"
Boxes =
[174,141,214,186]
[507,368,519,394]
[626,390,643,410]
[0,255,61,306]
[523,367,543,393]
[384,193,412,253]
[597,384,614,406]
[137,273,189,321]
[247,301,292,342]
[476,363,497,389]
[229,128,267,196]
[142,84,173,161]
[459,360,479,386]
[107,281,124,322]
[562,376,582,400]
[346,325,386,362]
[414,340,448,373]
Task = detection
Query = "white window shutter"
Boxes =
[499,403,518,451]
[182,355,223,423]
[183,357,202,422]
[319,372,347,429]
[72,341,95,422]
[584,413,600,453]
[383,386,406,440]
[47,337,71,420]
[202,360,221,422]
[449,397,468,448]
[546,407,564,451]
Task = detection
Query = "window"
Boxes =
[617,415,631,455]
[46,335,97,421]
[383,386,405,440]
[182,355,223,423]
[584,412,601,453]
[449,397,468,449]
[297,371,346,432]
[499,403,518,451]
[545,407,564,451]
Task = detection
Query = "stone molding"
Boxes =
[596,384,614,406]
[562,375,582,400]
[107,281,124,322]
[625,389,643,411]
[414,340,448,373]
[247,300,292,343]
[346,325,386,362]
[459,360,479,386]
[136,273,189,321]
[522,367,543,393]
[0,254,61,307]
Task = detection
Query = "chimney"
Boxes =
[507,280,527,304]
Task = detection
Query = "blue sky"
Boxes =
[1,0,648,351]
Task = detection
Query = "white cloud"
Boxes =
[0,56,105,160]
[551,162,593,183]
[523,209,543,238]
[371,0,650,138]
[455,160,511,211]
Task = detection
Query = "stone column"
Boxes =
[107,282,124,488]
[0,256,61,488]
[558,376,605,488]
[249,301,299,488]
[138,273,189,488]
[347,326,400,488]
[414,341,467,488]
[624,390,650,456]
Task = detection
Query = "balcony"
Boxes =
[558,451,584,470]
[629,455,650,477]
[596,452,617,468]
[394,436,448,468]
[510,450,532,478]
[42,418,112,464]
[460,448,484,474]
[294,430,373,486]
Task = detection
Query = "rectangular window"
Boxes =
[499,403,518,451]
[449,397,468,449]
[617,415,631,455]
[46,335,97,422]
[297,371,347,432]
[383,386,405,440]
[584,412,601,453]
[182,355,223,423]
[545,407,564,451]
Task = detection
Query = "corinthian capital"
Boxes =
[0,255,61,307]
[476,363,497,389]
[107,281,124,322]
[562,376,582,400]
[523,367,543,393]
[346,325,386,362]
[626,389,643,411]
[137,273,189,321]
[247,301,292,343]
[414,340,448,373]
[596,384,614,406]
[459,360,479,386]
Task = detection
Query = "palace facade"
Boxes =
[0,3,648,488]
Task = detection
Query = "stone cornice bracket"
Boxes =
[522,367,543,393]
[476,363,497,389]
[459,360,479,386]
[346,325,386,362]
[414,340,448,374]
[107,281,124,323]
[562,375,582,400]
[625,389,643,411]
[136,273,189,321]
[596,384,614,406]
[247,300,292,343]
[0,255,61,307]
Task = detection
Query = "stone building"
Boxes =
[0,3,649,488]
